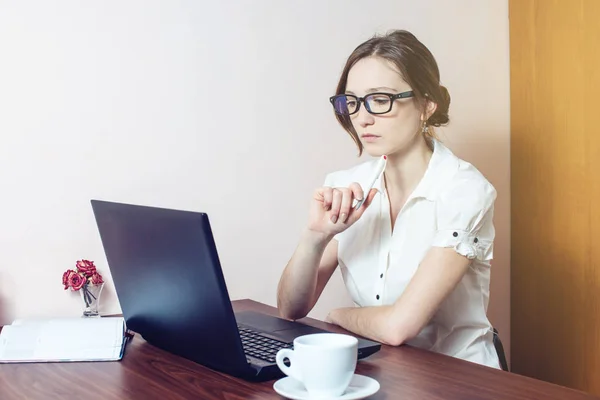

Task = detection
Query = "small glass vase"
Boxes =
[80,282,104,317]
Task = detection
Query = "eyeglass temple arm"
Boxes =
[394,91,414,99]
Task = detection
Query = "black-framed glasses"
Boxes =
[329,90,414,115]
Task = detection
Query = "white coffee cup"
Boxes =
[276,333,358,398]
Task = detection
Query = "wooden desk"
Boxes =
[0,299,597,400]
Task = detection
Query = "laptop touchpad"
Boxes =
[235,311,326,338]
[270,325,324,342]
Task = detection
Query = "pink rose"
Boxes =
[76,259,97,277]
[90,272,104,285]
[69,272,87,291]
[62,269,77,290]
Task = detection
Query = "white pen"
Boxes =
[354,155,387,210]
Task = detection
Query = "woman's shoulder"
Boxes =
[322,159,380,188]
[434,142,497,206]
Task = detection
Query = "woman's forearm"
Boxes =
[327,306,413,346]
[277,230,333,320]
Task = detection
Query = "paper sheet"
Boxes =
[0,317,126,362]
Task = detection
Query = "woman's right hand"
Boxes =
[306,182,378,239]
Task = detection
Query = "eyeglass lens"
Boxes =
[332,94,393,115]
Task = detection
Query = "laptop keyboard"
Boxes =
[238,326,293,364]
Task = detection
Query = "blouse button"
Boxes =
[474,238,479,243]
[452,232,458,237]
[376,295,380,300]
[380,273,383,278]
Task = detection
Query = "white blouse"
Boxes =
[324,139,501,369]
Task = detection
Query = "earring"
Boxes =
[422,121,429,134]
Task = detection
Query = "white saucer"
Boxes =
[273,374,380,400]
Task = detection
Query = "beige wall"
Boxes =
[0,0,510,360]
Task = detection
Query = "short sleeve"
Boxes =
[432,179,497,261]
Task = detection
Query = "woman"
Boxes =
[276,30,500,369]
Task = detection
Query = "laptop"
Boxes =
[90,199,381,381]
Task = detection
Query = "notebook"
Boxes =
[0,316,128,363]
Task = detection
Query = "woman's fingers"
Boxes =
[351,188,378,220]
[317,184,375,226]
[338,188,353,223]
[322,187,333,210]
[364,187,378,206]
[330,187,357,224]
[330,189,344,223]
[348,182,364,203]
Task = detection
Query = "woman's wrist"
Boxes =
[301,228,333,250]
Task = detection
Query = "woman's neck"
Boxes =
[383,135,433,197]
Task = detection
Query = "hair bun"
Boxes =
[428,85,450,127]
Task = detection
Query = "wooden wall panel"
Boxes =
[510,0,600,394]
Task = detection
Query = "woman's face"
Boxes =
[344,56,435,157]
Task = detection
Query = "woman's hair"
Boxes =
[334,30,451,155]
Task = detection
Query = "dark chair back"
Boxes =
[493,328,509,371]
